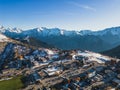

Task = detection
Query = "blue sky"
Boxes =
[0,0,120,31]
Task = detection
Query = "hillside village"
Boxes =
[0,42,120,90]
[1,0,120,89]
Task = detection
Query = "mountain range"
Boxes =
[1,26,120,52]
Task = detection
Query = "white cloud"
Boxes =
[69,2,96,12]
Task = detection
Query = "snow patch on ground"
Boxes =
[78,51,111,63]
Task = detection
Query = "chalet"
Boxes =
[44,67,62,76]
[87,68,96,78]
[32,72,41,82]
[112,78,120,86]
[38,70,48,79]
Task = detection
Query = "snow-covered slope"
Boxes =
[0,33,9,42]
[87,27,120,36]
[77,50,111,64]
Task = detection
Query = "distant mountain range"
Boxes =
[1,26,120,52]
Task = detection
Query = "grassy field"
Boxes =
[0,76,24,90]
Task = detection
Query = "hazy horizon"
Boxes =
[1,25,120,32]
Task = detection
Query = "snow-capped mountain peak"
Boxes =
[10,27,22,33]
[104,27,120,35]
[78,26,120,36]
[79,30,93,35]
[1,26,120,37]
[92,26,120,36]
[0,26,22,33]
[0,25,5,29]
[26,26,120,36]
[26,27,79,36]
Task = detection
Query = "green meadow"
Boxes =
[0,76,24,90]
